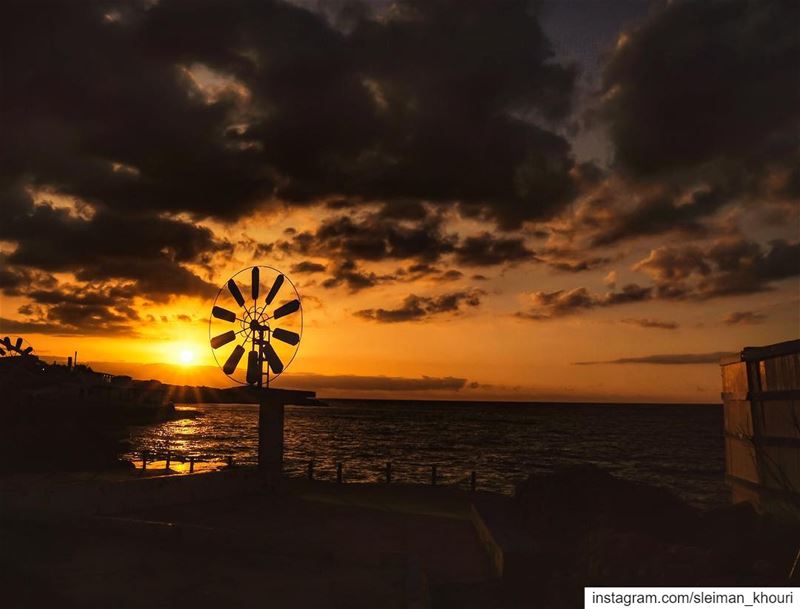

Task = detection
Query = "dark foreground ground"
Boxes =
[2,467,798,609]
[1,477,499,609]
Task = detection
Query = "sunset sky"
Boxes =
[1,0,798,402]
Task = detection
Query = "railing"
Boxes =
[135,450,481,491]
[137,450,236,473]
[288,458,480,491]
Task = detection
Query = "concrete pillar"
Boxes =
[258,395,284,483]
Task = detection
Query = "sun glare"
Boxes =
[179,349,195,365]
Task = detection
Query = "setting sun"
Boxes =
[178,349,195,365]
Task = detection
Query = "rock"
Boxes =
[514,464,700,544]
[505,465,797,597]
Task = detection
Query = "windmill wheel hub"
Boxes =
[241,306,260,330]
[250,319,268,331]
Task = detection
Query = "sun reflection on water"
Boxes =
[124,401,728,508]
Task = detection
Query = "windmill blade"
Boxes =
[265,274,284,305]
[222,344,245,375]
[210,330,236,349]
[273,299,300,320]
[14,337,22,350]
[251,267,260,300]
[227,279,245,307]
[272,328,300,346]
[212,306,237,323]
[262,342,284,374]
[22,347,33,355]
[246,350,261,385]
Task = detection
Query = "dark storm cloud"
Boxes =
[1,0,581,328]
[393,264,464,284]
[516,283,652,320]
[398,262,437,277]
[253,242,275,259]
[320,260,390,292]
[0,317,83,336]
[284,213,457,263]
[73,259,218,301]
[375,200,430,221]
[517,287,595,319]
[599,0,800,180]
[632,245,710,283]
[1,283,141,336]
[355,289,484,322]
[604,283,653,305]
[0,266,29,293]
[27,285,136,308]
[454,233,536,266]
[634,238,800,299]
[620,318,678,330]
[565,0,800,248]
[590,188,729,247]
[1,188,225,293]
[1,4,273,221]
[0,257,57,296]
[291,261,327,274]
[2,0,578,224]
[47,302,135,331]
[574,352,734,366]
[519,236,800,321]
[274,208,540,288]
[0,184,223,328]
[723,311,766,326]
[437,269,464,283]
[339,0,578,229]
[544,254,612,273]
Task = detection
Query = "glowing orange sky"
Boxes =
[1,0,798,403]
[8,204,796,403]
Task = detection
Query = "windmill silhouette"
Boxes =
[208,266,315,482]
[209,265,302,388]
[0,336,34,358]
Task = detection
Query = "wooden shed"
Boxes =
[721,339,800,519]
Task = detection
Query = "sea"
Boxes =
[125,400,728,509]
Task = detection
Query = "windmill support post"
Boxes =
[255,387,316,484]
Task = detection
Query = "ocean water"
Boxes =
[125,400,728,509]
